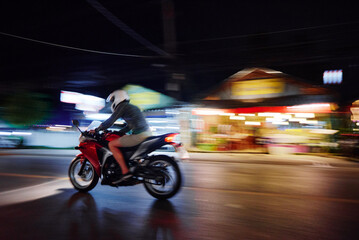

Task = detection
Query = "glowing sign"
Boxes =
[122,84,175,110]
[232,79,284,98]
[129,92,160,107]
[60,91,105,112]
[323,70,342,84]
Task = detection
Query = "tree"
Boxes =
[1,91,51,127]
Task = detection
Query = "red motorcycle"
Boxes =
[68,120,186,200]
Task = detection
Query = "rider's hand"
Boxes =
[89,129,97,134]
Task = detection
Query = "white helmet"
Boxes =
[106,90,130,112]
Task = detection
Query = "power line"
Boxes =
[0,31,157,59]
[87,0,171,57]
[178,20,359,45]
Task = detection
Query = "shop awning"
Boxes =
[122,84,176,110]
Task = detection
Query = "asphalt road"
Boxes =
[0,150,359,240]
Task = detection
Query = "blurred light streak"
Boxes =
[245,121,261,126]
[11,132,32,136]
[272,121,289,125]
[265,118,276,122]
[148,120,168,123]
[46,126,66,131]
[61,90,105,112]
[163,126,180,130]
[287,103,331,112]
[219,113,235,116]
[229,116,245,120]
[258,112,281,117]
[299,120,319,125]
[237,113,255,116]
[280,114,292,119]
[0,131,32,136]
[192,109,225,115]
[310,129,338,134]
[294,113,315,118]
[85,113,112,120]
[288,118,307,122]
[55,125,72,128]
[165,110,180,115]
[0,132,12,136]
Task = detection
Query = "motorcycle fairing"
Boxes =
[123,133,176,161]
[76,153,85,162]
[79,141,103,176]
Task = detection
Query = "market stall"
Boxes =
[186,68,339,153]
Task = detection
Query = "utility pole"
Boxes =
[161,0,185,100]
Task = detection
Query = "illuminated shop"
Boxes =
[185,68,338,153]
[338,99,359,157]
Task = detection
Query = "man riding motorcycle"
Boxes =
[90,90,152,184]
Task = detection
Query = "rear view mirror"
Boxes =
[72,119,80,127]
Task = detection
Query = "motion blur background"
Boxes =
[1,0,359,157]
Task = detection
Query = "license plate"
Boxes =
[175,144,190,160]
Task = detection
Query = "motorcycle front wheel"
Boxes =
[69,157,99,192]
[143,155,182,200]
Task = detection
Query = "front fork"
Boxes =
[77,159,88,177]
[75,154,88,177]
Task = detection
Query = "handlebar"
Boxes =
[83,130,100,139]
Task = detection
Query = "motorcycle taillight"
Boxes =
[164,133,179,143]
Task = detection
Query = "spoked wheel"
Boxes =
[69,157,99,192]
[144,155,182,200]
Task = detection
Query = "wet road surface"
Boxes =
[0,150,359,240]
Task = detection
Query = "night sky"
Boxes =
[1,0,359,103]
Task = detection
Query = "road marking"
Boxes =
[310,161,334,168]
[184,186,359,204]
[0,179,72,207]
[0,172,68,180]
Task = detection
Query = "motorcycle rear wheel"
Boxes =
[143,155,182,200]
[69,157,99,192]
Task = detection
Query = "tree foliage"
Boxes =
[2,91,51,127]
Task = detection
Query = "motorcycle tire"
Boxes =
[143,155,182,200]
[68,157,99,192]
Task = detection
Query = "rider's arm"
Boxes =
[119,124,131,134]
[95,103,126,132]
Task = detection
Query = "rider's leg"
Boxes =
[110,131,152,182]
[109,139,129,175]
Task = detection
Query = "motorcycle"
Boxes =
[68,120,188,200]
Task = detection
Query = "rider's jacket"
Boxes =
[96,101,150,134]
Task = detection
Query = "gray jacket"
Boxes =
[96,101,150,134]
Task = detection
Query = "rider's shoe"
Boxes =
[112,172,133,185]
[101,178,110,185]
